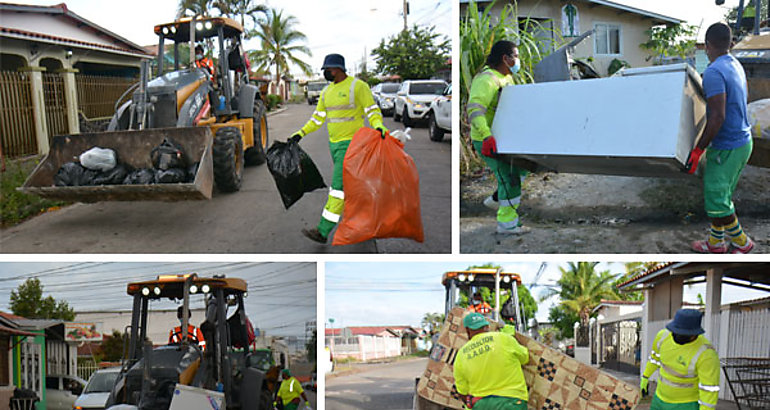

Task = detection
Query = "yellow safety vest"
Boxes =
[298,76,385,143]
[278,376,304,405]
[453,331,529,401]
[466,67,514,142]
[643,329,720,409]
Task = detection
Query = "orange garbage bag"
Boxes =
[332,127,424,245]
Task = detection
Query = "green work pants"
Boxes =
[651,394,698,410]
[473,140,527,229]
[317,140,351,238]
[474,396,527,410]
[703,139,752,218]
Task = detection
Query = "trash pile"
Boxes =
[54,139,199,187]
[749,98,770,140]
[266,139,326,209]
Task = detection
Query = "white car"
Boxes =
[421,83,452,141]
[372,82,400,116]
[46,374,86,410]
[73,367,121,410]
[393,80,448,127]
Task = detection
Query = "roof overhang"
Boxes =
[618,262,770,292]
[0,27,151,59]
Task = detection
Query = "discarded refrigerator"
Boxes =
[491,63,707,178]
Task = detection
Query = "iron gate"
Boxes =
[600,318,641,374]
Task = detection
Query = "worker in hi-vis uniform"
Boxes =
[276,368,311,410]
[467,40,529,235]
[168,306,206,351]
[453,313,529,409]
[290,53,387,244]
[641,309,720,410]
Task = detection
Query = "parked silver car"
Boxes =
[393,80,448,127]
[73,367,121,410]
[45,374,86,410]
[372,82,401,116]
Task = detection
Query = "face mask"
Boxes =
[672,334,694,345]
[323,69,335,81]
[507,56,521,74]
[196,53,203,60]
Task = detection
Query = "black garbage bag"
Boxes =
[123,168,157,185]
[186,162,200,183]
[53,162,98,186]
[156,168,187,183]
[150,138,187,170]
[266,140,326,209]
[92,164,130,185]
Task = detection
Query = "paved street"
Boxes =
[0,104,451,253]
[326,358,427,410]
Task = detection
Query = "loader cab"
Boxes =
[441,269,525,332]
[106,274,268,410]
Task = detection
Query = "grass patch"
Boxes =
[1,156,69,227]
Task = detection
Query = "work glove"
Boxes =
[481,136,497,157]
[501,324,517,336]
[640,377,649,397]
[289,133,302,144]
[682,147,704,174]
[376,127,386,139]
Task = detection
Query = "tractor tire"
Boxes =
[428,111,445,141]
[403,108,413,127]
[259,388,272,410]
[393,106,402,122]
[245,99,269,166]
[213,126,244,192]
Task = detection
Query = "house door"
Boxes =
[18,339,43,400]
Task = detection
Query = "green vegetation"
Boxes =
[1,157,68,227]
[10,277,75,321]
[639,23,698,64]
[248,8,313,83]
[266,94,282,110]
[371,25,450,80]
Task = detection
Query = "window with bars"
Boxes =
[594,23,622,55]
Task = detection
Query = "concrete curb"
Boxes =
[267,106,289,117]
[326,357,426,379]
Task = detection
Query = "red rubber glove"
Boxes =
[481,136,497,157]
[683,147,704,174]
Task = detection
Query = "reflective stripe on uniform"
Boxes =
[290,379,295,392]
[499,197,521,208]
[364,104,378,114]
[328,116,357,123]
[699,384,720,392]
[467,102,487,113]
[699,400,717,408]
[313,110,327,117]
[687,344,715,377]
[662,362,695,379]
[326,79,357,111]
[468,111,486,121]
[659,377,694,389]
[649,356,662,366]
[322,209,341,223]
[311,117,323,125]
[329,188,344,199]
[498,218,519,229]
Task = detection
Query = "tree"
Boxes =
[177,0,214,18]
[306,329,316,362]
[213,0,267,33]
[639,23,698,64]
[542,262,620,332]
[248,8,312,89]
[615,262,660,301]
[9,277,75,321]
[98,330,126,362]
[372,25,450,80]
[421,312,445,336]
[548,305,579,340]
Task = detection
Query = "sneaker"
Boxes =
[496,225,531,235]
[302,228,328,244]
[729,237,755,254]
[483,195,499,210]
[691,239,728,254]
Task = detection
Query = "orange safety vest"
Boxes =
[195,58,215,79]
[169,324,206,350]
[469,302,491,314]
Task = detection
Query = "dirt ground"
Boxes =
[460,165,770,253]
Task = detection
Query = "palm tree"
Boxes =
[542,262,620,329]
[213,0,267,31]
[177,0,213,18]
[248,8,312,93]
[421,312,445,336]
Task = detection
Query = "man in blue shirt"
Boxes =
[685,22,754,254]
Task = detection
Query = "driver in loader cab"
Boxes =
[169,306,206,351]
[194,45,215,81]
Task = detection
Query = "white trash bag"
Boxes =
[79,147,117,171]
[748,98,770,140]
[390,127,412,144]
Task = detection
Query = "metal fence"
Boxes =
[42,72,69,138]
[0,71,37,157]
[76,74,136,119]
[599,317,642,374]
[77,359,99,381]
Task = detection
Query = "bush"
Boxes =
[1,157,69,227]
[608,58,630,76]
[266,94,283,110]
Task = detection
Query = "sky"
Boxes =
[10,0,451,78]
[612,0,744,41]
[0,262,316,340]
[325,261,769,330]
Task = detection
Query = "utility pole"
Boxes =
[403,0,409,31]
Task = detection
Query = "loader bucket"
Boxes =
[19,127,213,202]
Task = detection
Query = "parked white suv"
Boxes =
[394,80,448,127]
[73,367,121,410]
[421,83,452,141]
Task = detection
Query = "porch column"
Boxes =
[56,68,80,135]
[19,66,49,154]
[704,267,723,346]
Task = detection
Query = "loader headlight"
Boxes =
[196,22,204,31]
[141,287,150,296]
[153,286,161,296]
[162,27,169,35]
[170,26,177,34]
[205,21,212,30]
[467,274,475,282]
[503,275,511,283]
[189,285,198,294]
[458,274,467,282]
[201,284,211,293]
